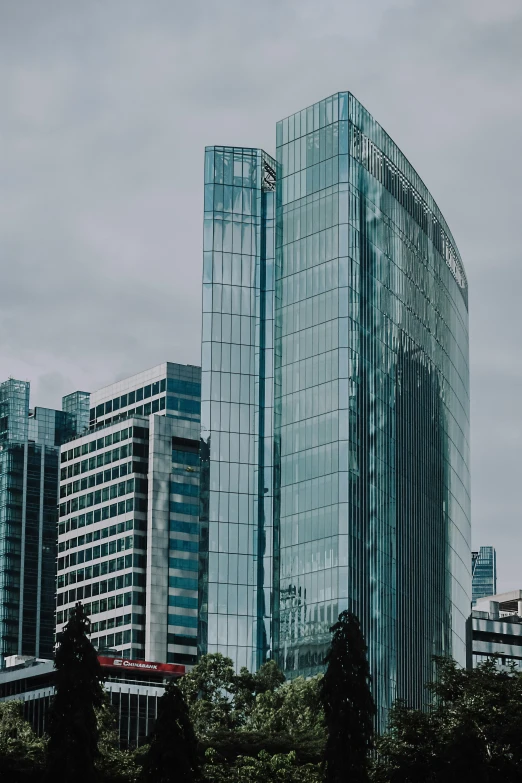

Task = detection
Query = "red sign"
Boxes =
[98,656,185,676]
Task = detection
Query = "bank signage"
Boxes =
[98,656,185,675]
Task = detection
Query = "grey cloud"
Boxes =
[1,0,522,588]
[35,371,73,405]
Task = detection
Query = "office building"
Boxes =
[473,591,522,670]
[200,91,471,724]
[56,362,201,667]
[472,546,497,605]
[0,379,79,665]
[0,654,184,748]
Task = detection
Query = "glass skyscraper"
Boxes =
[472,546,497,605]
[200,92,471,723]
[0,379,77,665]
[200,147,276,670]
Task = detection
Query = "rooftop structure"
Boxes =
[473,591,522,670]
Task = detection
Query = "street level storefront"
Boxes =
[0,655,184,748]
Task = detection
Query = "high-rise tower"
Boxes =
[200,93,471,724]
[199,147,276,670]
[55,363,201,667]
[0,379,77,664]
[472,546,497,605]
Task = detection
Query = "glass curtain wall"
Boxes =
[472,546,497,605]
[0,382,73,663]
[200,146,276,670]
[0,380,30,663]
[274,92,470,725]
[168,436,201,666]
[62,391,90,436]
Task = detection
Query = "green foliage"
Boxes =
[0,693,141,783]
[140,679,201,783]
[204,748,322,783]
[248,673,324,738]
[372,657,522,783]
[96,699,141,783]
[9,640,522,783]
[178,652,237,736]
[45,601,105,783]
[0,700,45,782]
[179,653,325,767]
[321,610,375,783]
[231,660,286,724]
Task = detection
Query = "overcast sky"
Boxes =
[2,0,521,590]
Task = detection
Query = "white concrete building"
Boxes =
[473,590,522,670]
[55,362,201,668]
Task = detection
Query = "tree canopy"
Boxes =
[178,653,324,780]
[8,620,522,783]
[372,657,522,783]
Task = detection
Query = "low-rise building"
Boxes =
[0,654,184,748]
[472,591,522,670]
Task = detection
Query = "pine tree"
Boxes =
[140,679,201,783]
[320,610,375,783]
[45,602,104,783]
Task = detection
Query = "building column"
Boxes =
[145,416,172,662]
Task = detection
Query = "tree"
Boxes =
[321,610,375,783]
[178,653,237,737]
[372,657,522,783]
[248,674,325,758]
[45,601,104,783]
[232,660,286,724]
[0,700,46,782]
[370,701,443,783]
[96,698,141,783]
[140,679,200,783]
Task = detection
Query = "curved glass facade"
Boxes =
[273,93,470,724]
[200,93,471,726]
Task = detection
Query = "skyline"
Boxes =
[2,0,522,592]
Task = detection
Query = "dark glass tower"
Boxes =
[0,379,77,664]
[472,546,497,605]
[200,93,471,724]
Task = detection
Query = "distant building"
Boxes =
[472,591,522,670]
[0,378,81,665]
[55,363,201,668]
[0,654,184,748]
[62,390,90,436]
[472,546,497,605]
